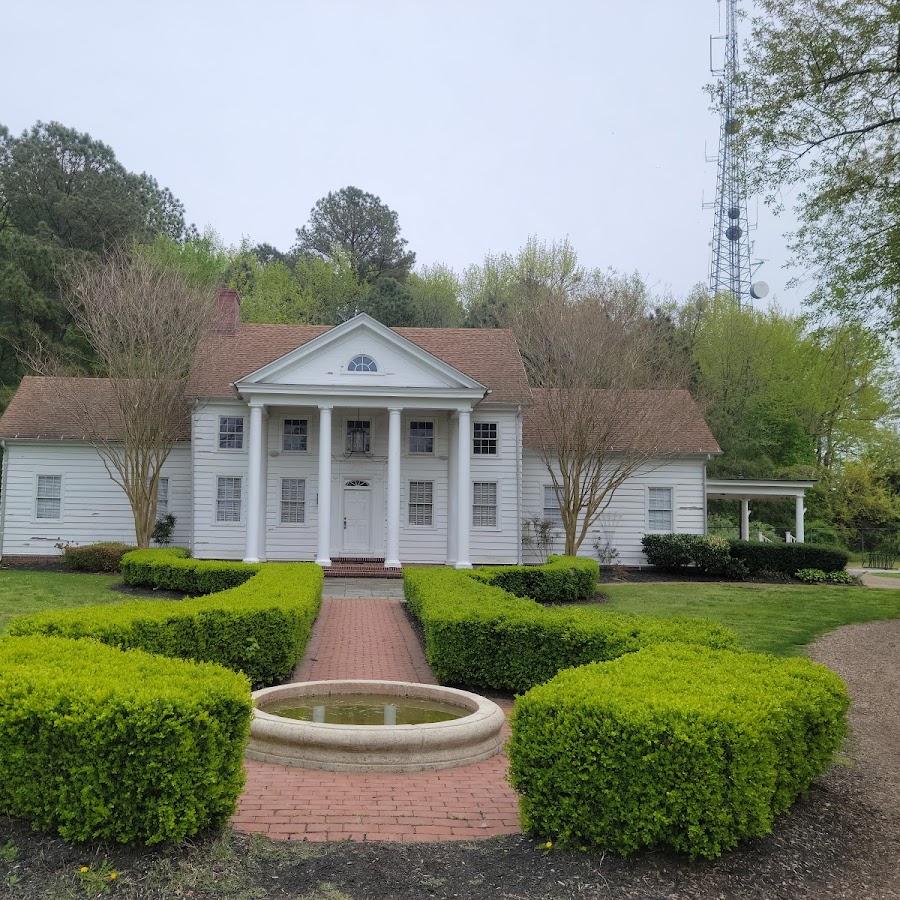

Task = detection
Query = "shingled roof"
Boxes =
[187,324,532,405]
[523,388,720,455]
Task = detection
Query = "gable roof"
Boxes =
[523,388,721,455]
[188,323,532,405]
[0,376,192,441]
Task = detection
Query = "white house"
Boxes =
[0,293,722,569]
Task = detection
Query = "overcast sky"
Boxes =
[6,0,803,310]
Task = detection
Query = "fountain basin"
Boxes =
[246,679,506,772]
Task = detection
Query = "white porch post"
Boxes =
[446,413,459,565]
[243,402,265,563]
[739,498,750,542]
[257,408,269,561]
[316,405,333,567]
[385,406,402,568]
[795,495,805,543]
[455,407,472,569]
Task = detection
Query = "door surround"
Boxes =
[341,479,373,555]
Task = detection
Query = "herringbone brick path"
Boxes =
[233,597,520,842]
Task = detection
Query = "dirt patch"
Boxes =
[108,581,185,601]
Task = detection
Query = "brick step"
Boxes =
[323,563,403,579]
[330,557,387,565]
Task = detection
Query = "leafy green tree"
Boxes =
[139,231,230,288]
[358,277,419,327]
[293,186,415,283]
[741,0,900,330]
[406,264,464,326]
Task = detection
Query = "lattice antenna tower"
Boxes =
[707,0,766,308]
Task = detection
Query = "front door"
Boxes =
[343,481,371,554]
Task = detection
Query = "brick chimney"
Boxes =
[215,289,240,335]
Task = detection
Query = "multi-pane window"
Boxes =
[408,481,434,526]
[281,478,306,524]
[218,416,244,450]
[345,420,371,453]
[36,475,62,520]
[543,485,563,526]
[347,354,378,372]
[648,487,673,531]
[409,421,434,454]
[473,482,497,527]
[282,419,308,452]
[216,476,242,523]
[473,422,498,455]
[157,477,169,519]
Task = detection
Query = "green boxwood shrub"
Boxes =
[62,542,136,573]
[641,533,734,575]
[0,636,252,845]
[403,567,738,693]
[508,644,849,858]
[796,568,856,585]
[471,555,599,602]
[9,550,323,688]
[728,541,849,575]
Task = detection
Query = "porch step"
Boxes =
[324,558,403,579]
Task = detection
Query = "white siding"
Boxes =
[0,442,192,557]
[522,451,708,566]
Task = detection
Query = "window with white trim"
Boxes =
[648,487,673,531]
[543,485,563,526]
[282,419,308,452]
[157,477,169,519]
[216,476,242,523]
[473,482,497,527]
[280,478,306,524]
[473,422,498,455]
[409,421,434,454]
[36,475,62,520]
[408,481,433,526]
[347,354,378,372]
[218,416,244,449]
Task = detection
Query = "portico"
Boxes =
[706,478,815,542]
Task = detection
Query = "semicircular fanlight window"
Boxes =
[347,354,378,373]
[345,480,370,487]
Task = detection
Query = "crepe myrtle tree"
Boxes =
[516,279,693,556]
[26,250,216,547]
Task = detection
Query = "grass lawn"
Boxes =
[0,569,134,632]
[602,580,900,655]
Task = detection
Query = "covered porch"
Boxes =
[705,478,815,542]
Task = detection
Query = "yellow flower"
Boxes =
[80,867,89,873]
[110,873,118,880]
[545,841,553,848]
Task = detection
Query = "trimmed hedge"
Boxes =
[0,636,251,845]
[62,542,136,573]
[508,644,849,858]
[472,555,599,603]
[9,550,323,688]
[728,541,849,575]
[403,567,739,693]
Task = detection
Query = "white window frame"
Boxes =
[346,354,379,373]
[344,416,373,454]
[156,477,169,520]
[407,419,435,455]
[35,474,63,522]
[218,415,245,451]
[647,486,674,532]
[282,418,309,453]
[215,476,243,525]
[472,421,499,457]
[280,477,306,524]
[407,480,434,527]
[472,481,499,529]
[542,484,563,526]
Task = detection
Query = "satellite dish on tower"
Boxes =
[750,281,769,300]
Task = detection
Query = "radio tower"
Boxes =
[708,0,764,308]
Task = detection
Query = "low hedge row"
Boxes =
[0,635,252,845]
[471,555,599,603]
[727,541,849,575]
[508,644,849,858]
[9,550,323,688]
[62,541,136,573]
[403,567,739,693]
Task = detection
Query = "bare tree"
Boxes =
[26,250,216,547]
[517,284,695,556]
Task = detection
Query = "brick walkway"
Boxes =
[233,597,521,842]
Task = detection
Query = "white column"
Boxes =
[446,413,459,565]
[795,495,805,543]
[740,498,750,542]
[243,402,265,563]
[385,406,402,568]
[257,408,269,562]
[455,407,472,569]
[316,405,333,567]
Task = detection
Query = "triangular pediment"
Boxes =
[236,314,486,393]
